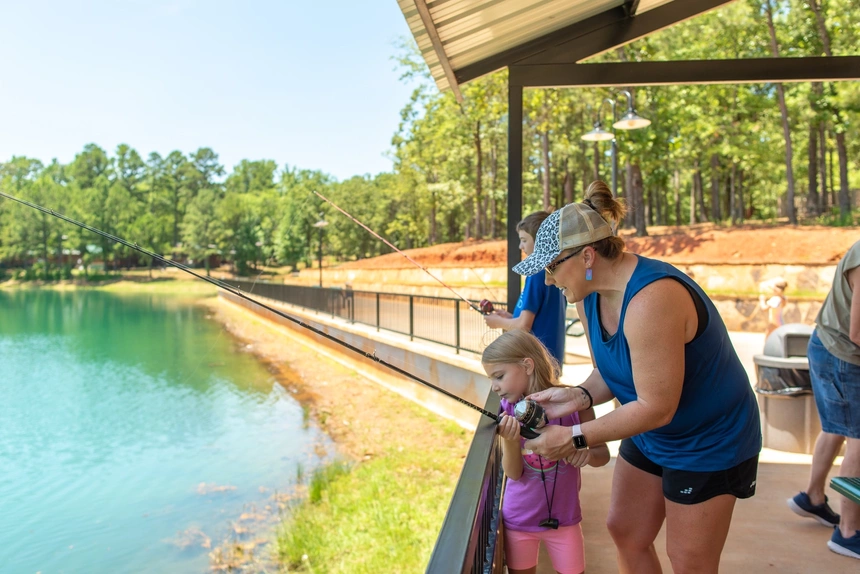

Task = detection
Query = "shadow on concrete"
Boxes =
[535,458,856,573]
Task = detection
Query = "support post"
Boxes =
[507,81,524,311]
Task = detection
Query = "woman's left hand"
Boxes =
[522,425,576,461]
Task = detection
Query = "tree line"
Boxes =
[1,0,858,279]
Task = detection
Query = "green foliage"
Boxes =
[1,0,858,274]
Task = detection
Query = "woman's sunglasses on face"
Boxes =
[545,247,584,276]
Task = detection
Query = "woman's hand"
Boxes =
[522,424,575,461]
[496,414,520,442]
[526,386,583,419]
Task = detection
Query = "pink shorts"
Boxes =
[503,523,585,574]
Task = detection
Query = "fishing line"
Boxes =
[0,190,503,423]
[312,190,485,314]
[468,266,497,300]
[180,193,313,388]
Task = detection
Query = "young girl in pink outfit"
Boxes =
[483,330,610,574]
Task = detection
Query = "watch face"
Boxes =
[573,434,588,450]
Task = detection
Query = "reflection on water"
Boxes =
[0,289,331,573]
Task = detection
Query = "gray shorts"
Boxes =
[809,330,860,439]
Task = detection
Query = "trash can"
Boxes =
[753,323,820,454]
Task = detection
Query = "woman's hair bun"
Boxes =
[584,180,626,225]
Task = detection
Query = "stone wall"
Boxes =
[712,297,822,332]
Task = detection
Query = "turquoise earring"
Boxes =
[585,268,593,281]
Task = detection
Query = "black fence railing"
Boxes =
[224,280,506,355]
[426,394,505,574]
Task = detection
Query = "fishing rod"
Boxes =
[312,190,493,315]
[0,190,542,437]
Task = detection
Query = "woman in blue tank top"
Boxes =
[512,181,761,574]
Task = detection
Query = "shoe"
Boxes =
[828,529,860,560]
[786,492,840,527]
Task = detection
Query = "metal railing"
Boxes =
[224,280,506,355]
[426,394,505,574]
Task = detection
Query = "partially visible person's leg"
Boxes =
[606,452,666,574]
[807,432,845,504]
[540,523,585,574]
[787,431,844,527]
[503,528,540,574]
[838,438,860,536]
[665,494,736,574]
[828,437,860,559]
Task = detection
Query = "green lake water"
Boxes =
[0,289,331,573]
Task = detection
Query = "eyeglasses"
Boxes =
[545,248,583,276]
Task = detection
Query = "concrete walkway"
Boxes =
[539,331,858,573]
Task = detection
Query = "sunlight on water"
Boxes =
[0,289,331,573]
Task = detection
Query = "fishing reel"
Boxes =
[512,398,547,439]
[479,299,494,315]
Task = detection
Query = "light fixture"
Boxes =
[613,109,651,130]
[578,91,650,196]
[581,123,614,142]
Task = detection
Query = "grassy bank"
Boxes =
[0,274,217,295]
[278,421,467,572]
[203,297,472,573]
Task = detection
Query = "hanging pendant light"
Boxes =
[613,108,651,130]
[581,122,614,142]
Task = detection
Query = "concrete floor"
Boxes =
[531,458,857,574]
[530,331,858,573]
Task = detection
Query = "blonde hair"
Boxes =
[582,180,627,260]
[481,330,560,395]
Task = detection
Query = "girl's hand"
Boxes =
[522,424,575,461]
[564,448,591,468]
[526,386,582,419]
[496,414,520,442]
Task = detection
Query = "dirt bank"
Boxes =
[202,295,471,463]
[336,223,857,269]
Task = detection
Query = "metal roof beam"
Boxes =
[412,0,463,102]
[509,56,860,87]
[516,0,737,66]
[454,6,630,85]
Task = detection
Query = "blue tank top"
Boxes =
[584,256,761,472]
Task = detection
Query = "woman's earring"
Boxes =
[585,268,593,281]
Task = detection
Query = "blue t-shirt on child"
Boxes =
[513,269,566,365]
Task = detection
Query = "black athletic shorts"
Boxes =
[618,438,758,505]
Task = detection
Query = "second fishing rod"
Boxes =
[0,190,544,439]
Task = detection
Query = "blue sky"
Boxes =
[0,1,422,180]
